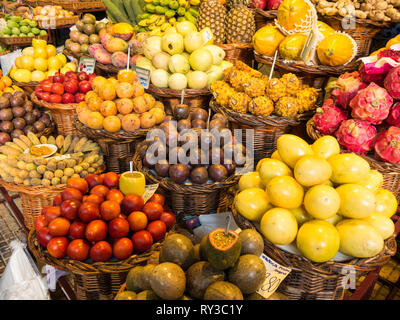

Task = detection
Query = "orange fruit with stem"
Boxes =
[117,70,137,83]
[92,76,107,94]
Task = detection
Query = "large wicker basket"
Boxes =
[210,99,302,165]
[231,201,397,300]
[254,9,277,30]
[37,16,79,29]
[146,84,212,114]
[132,151,238,216]
[28,229,163,300]
[31,92,81,136]
[0,35,48,47]
[217,43,254,66]
[321,16,389,58]
[75,117,149,174]
[307,118,400,203]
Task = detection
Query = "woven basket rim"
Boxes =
[14,80,40,87]
[306,118,400,174]
[321,14,391,28]
[28,229,163,275]
[147,84,211,98]
[74,115,150,141]
[231,197,397,275]
[31,92,78,111]
[132,150,239,193]
[216,43,253,50]
[0,178,66,195]
[63,49,89,59]
[210,99,303,127]
[37,16,79,28]
[95,62,120,75]
[255,8,278,19]
[0,35,47,45]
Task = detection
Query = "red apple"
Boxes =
[108,217,129,239]
[62,93,75,104]
[53,72,64,83]
[85,194,104,205]
[85,174,102,189]
[78,202,100,222]
[44,206,61,223]
[65,71,78,80]
[142,201,163,221]
[51,83,64,95]
[79,80,91,93]
[41,92,51,102]
[75,92,86,103]
[61,187,83,202]
[60,199,81,221]
[37,227,54,247]
[49,94,62,104]
[160,212,175,229]
[121,194,144,215]
[103,172,119,189]
[90,185,109,198]
[146,220,166,241]
[64,80,79,94]
[78,71,89,81]
[69,221,86,240]
[35,215,48,232]
[67,177,89,194]
[88,73,97,85]
[85,220,107,242]
[42,82,52,93]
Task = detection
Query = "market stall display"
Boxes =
[25,5,78,28]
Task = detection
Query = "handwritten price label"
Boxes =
[257,254,291,299]
[142,183,159,203]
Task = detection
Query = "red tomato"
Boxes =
[85,174,102,189]
[85,220,107,242]
[142,201,163,221]
[69,221,86,240]
[127,211,148,232]
[61,187,83,202]
[47,237,69,258]
[146,220,166,241]
[35,215,48,232]
[90,185,109,198]
[108,217,129,239]
[160,212,175,229]
[67,239,90,261]
[48,217,71,236]
[100,200,120,221]
[53,73,64,83]
[44,206,61,223]
[37,227,54,247]
[65,71,78,80]
[64,80,79,94]
[106,189,124,204]
[66,177,89,194]
[60,199,81,221]
[51,83,64,95]
[78,71,89,81]
[41,92,51,102]
[149,194,165,206]
[78,202,100,222]
[131,230,153,253]
[113,238,133,260]
[90,241,112,262]
[53,194,62,206]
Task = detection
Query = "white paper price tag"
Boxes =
[142,183,159,203]
[45,265,68,292]
[79,57,96,74]
[257,254,291,299]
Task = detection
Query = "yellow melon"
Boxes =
[253,26,285,57]
[317,32,357,66]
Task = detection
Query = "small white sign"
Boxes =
[142,183,159,203]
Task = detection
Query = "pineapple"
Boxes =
[196,0,226,44]
[243,77,266,97]
[274,97,300,118]
[225,6,255,44]
[266,78,287,102]
[211,81,235,107]
[249,96,274,117]
[234,61,262,78]
[281,73,301,96]
[226,0,251,9]
[296,87,319,112]
[229,92,251,113]
[229,69,251,92]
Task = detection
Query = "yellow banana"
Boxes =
[161,22,172,31]
[138,19,150,26]
[169,17,177,24]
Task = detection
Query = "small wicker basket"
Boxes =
[31,92,81,136]
[0,35,48,47]
[254,9,278,30]
[28,229,163,300]
[132,151,238,216]
[307,118,400,203]
[37,16,79,29]
[231,200,397,300]
[217,43,254,66]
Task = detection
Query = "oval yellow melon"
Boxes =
[317,21,335,38]
[374,188,398,218]
[277,134,313,168]
[277,0,316,35]
[260,208,298,245]
[294,155,332,187]
[258,158,292,185]
[271,150,283,161]
[311,136,340,159]
[289,206,313,226]
[336,219,384,258]
[252,26,285,57]
[266,175,304,209]
[336,184,376,219]
[363,214,395,240]
[235,188,272,222]
[279,34,307,60]
[328,153,370,184]
[358,170,383,193]
[304,185,340,219]
[317,32,357,66]
[238,172,265,191]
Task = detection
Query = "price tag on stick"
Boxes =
[79,57,96,74]
[257,254,292,299]
[131,65,151,89]
[142,183,160,203]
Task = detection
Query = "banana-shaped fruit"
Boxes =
[27,132,40,145]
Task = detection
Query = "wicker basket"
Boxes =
[13,81,40,95]
[321,16,389,58]
[31,92,81,136]
[146,84,212,114]
[132,151,238,216]
[37,16,79,29]
[255,9,277,30]
[231,201,397,300]
[217,43,254,66]
[0,35,48,47]
[307,118,400,203]
[28,229,163,300]
[51,0,106,11]
[75,117,149,174]
[210,99,302,165]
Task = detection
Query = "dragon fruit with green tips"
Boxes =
[313,98,348,135]
[384,66,400,100]
[331,71,367,109]
[335,119,377,155]
[374,126,400,164]
[349,83,393,125]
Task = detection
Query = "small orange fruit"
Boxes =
[76,101,88,113]
[85,91,98,103]
[116,82,134,99]
[92,76,107,94]
[116,98,134,115]
[86,112,104,129]
[103,115,121,133]
[77,106,91,125]
[100,100,117,117]
[100,83,116,101]
[122,114,140,132]
[142,93,155,109]
[117,70,136,83]
[153,101,164,110]
[132,96,148,113]
[88,96,103,111]
[1,76,12,87]
[132,83,145,97]
[0,81,6,92]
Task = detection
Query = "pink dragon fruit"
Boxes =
[335,119,377,155]
[387,102,400,127]
[378,49,400,62]
[374,126,400,164]
[349,83,393,125]
[331,71,367,109]
[384,66,400,99]
[313,99,348,135]
[266,0,282,10]
[250,0,268,9]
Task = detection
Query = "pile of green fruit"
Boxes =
[65,14,106,55]
[0,15,47,38]
[115,228,271,300]
[136,0,199,35]
[0,133,104,187]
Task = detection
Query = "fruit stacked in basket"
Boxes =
[34,174,175,262]
[0,15,48,38]
[234,134,397,263]
[310,48,400,165]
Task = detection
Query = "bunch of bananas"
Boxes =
[134,0,200,35]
